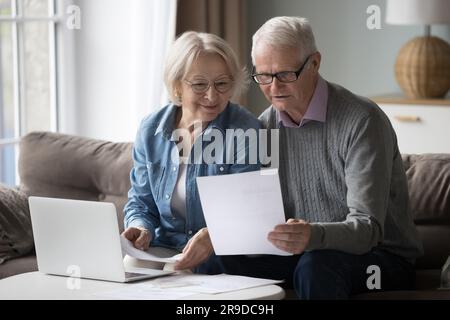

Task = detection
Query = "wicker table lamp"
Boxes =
[386,0,450,99]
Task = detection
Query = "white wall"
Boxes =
[58,0,176,142]
[58,0,450,130]
[246,0,450,115]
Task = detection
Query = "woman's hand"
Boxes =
[121,226,152,251]
[174,228,213,271]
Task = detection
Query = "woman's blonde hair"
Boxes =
[164,31,248,105]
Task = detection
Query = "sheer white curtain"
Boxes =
[131,0,177,127]
[58,0,177,141]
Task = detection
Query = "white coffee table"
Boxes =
[0,272,285,300]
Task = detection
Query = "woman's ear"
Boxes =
[174,82,183,103]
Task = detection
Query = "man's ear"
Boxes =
[309,52,321,72]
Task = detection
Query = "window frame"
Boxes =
[0,0,61,185]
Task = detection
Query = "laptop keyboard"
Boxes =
[125,271,146,278]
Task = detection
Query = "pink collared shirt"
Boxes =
[277,76,328,128]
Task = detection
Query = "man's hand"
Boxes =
[121,226,152,251]
[174,228,213,271]
[268,218,311,254]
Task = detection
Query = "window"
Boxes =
[0,0,59,186]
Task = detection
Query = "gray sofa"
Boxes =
[1,131,449,299]
[0,131,132,279]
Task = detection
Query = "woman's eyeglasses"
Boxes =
[184,77,233,94]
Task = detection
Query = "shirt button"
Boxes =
[219,166,224,172]
[188,230,193,235]
[173,166,177,172]
[165,194,171,200]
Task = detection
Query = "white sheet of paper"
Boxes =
[145,273,283,294]
[196,168,291,255]
[120,236,183,263]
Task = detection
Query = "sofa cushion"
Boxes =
[0,184,34,264]
[402,154,450,224]
[18,132,133,232]
[0,252,37,279]
[415,224,450,269]
[402,154,450,271]
[415,269,442,290]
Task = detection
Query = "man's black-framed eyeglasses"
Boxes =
[251,54,313,85]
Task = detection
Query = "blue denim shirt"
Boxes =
[124,102,262,251]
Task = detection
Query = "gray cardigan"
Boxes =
[259,81,423,262]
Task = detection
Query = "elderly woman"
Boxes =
[122,31,261,272]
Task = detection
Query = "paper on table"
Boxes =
[120,235,183,263]
[145,273,283,294]
[196,168,291,256]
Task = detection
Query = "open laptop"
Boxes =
[29,196,174,283]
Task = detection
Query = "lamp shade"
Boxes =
[386,0,450,25]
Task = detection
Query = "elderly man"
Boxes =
[220,16,423,299]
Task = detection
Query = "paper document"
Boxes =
[196,168,291,255]
[120,236,183,263]
[92,274,282,299]
[145,273,283,294]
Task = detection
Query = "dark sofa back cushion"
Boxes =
[402,154,450,269]
[0,184,34,264]
[415,225,450,269]
[402,154,450,224]
[19,132,133,232]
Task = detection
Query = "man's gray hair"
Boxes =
[251,16,317,64]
